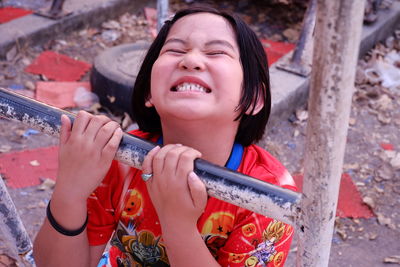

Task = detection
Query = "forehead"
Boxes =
[167,13,237,45]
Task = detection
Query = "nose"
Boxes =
[178,51,205,71]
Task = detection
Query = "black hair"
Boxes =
[132,6,271,146]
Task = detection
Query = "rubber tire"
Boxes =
[90,41,150,117]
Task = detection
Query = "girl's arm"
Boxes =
[33,111,122,266]
[142,145,220,267]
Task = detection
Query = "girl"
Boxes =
[34,6,296,267]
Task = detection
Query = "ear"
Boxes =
[245,95,264,116]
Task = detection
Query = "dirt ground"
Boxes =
[0,0,399,266]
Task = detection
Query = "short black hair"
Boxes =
[132,6,271,146]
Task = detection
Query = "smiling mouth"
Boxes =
[171,82,211,93]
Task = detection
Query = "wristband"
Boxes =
[46,200,88,236]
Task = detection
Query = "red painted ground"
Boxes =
[0,146,58,188]
[36,81,91,108]
[25,51,91,81]
[293,173,375,218]
[261,39,295,66]
[0,7,32,24]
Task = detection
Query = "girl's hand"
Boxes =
[53,111,123,203]
[142,144,208,227]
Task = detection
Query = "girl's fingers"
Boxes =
[95,120,121,149]
[59,114,72,145]
[152,144,181,176]
[188,171,207,209]
[142,145,161,177]
[175,149,202,178]
[84,115,112,141]
[71,110,92,135]
[101,127,123,158]
[162,146,194,179]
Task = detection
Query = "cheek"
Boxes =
[150,60,165,95]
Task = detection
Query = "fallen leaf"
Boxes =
[368,232,378,240]
[283,28,299,42]
[376,165,393,180]
[6,46,17,61]
[377,213,396,229]
[390,153,400,170]
[374,185,384,194]
[336,228,347,240]
[30,160,40,167]
[121,112,133,130]
[102,20,121,30]
[363,196,376,209]
[24,81,35,91]
[37,178,55,190]
[107,95,116,103]
[0,145,12,153]
[295,109,308,122]
[349,117,357,126]
[374,94,393,111]
[377,113,391,124]
[383,256,400,264]
[38,201,47,208]
[343,163,360,170]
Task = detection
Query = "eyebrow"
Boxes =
[164,38,236,51]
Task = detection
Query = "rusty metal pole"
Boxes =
[0,175,35,266]
[0,87,301,225]
[296,0,365,266]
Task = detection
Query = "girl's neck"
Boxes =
[161,120,239,166]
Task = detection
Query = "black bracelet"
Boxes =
[46,200,88,236]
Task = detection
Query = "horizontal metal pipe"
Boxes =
[0,87,301,224]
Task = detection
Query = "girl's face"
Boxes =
[149,13,244,125]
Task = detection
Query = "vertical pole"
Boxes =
[157,0,169,32]
[49,0,66,16]
[296,0,365,266]
[0,176,35,266]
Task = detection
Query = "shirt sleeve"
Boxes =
[216,208,294,267]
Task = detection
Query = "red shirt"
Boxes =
[87,130,296,267]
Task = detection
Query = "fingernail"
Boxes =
[176,144,182,146]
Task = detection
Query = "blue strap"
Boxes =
[156,136,243,171]
[225,143,244,171]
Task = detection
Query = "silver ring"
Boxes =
[141,173,153,182]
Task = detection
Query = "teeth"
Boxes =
[175,82,209,93]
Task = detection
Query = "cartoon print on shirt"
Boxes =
[201,212,234,258]
[110,221,169,267]
[245,220,287,267]
[121,189,143,218]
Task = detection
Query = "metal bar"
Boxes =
[34,0,71,20]
[296,0,365,266]
[49,0,66,16]
[276,0,316,77]
[0,87,301,225]
[157,0,169,32]
[0,175,35,266]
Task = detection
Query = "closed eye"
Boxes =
[166,49,185,54]
[207,51,227,56]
